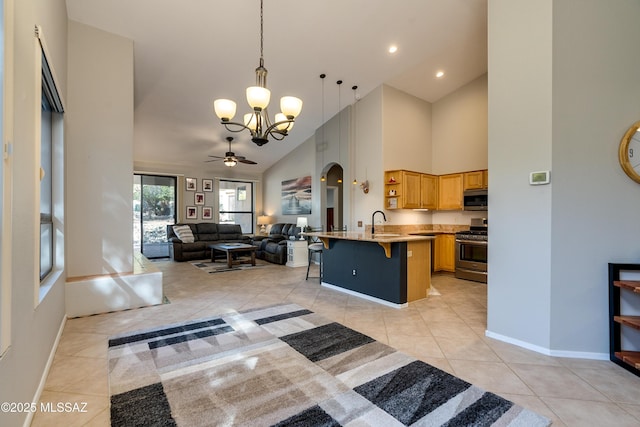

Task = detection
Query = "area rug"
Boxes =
[191,258,269,274]
[108,304,551,426]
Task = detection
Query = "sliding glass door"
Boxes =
[133,174,177,258]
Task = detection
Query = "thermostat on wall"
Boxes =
[529,171,550,185]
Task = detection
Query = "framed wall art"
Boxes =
[281,176,311,215]
[186,206,197,219]
[202,207,213,220]
[202,179,213,192]
[185,177,197,191]
[195,192,205,205]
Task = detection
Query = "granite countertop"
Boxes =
[302,231,436,243]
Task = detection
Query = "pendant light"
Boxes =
[320,74,326,182]
[352,85,359,186]
[337,79,343,184]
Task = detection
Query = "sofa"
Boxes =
[250,223,301,265]
[167,223,251,262]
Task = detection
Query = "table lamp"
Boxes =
[296,217,308,240]
[257,215,271,235]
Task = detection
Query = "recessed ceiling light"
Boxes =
[436,71,445,78]
[388,45,398,54]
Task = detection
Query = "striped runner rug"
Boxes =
[108,303,550,426]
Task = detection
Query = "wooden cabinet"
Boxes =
[384,170,423,209]
[438,173,463,210]
[463,170,488,190]
[384,169,484,211]
[420,174,438,210]
[609,263,640,377]
[434,234,456,272]
[403,171,422,209]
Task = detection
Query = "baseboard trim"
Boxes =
[23,315,66,427]
[485,329,609,360]
[321,282,408,309]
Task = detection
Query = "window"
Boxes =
[39,37,63,281]
[219,180,254,234]
[133,174,177,259]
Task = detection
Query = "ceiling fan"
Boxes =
[206,136,257,167]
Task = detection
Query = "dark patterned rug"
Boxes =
[108,304,550,426]
[191,259,269,274]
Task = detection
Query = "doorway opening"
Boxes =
[322,163,344,231]
[133,174,177,258]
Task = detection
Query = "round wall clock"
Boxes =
[619,121,640,184]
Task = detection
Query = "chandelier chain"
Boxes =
[259,0,264,62]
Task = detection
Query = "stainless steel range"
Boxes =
[455,218,488,283]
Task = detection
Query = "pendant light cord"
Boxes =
[337,80,342,165]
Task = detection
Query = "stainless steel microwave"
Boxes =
[463,189,488,211]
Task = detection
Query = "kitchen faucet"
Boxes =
[371,210,387,235]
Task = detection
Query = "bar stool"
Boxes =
[306,242,323,282]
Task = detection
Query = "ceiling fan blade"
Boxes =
[205,158,222,162]
[238,159,257,165]
[208,155,224,159]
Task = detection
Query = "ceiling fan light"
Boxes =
[213,99,237,121]
[224,157,237,167]
[275,113,293,131]
[244,113,258,131]
[280,96,303,118]
[246,86,270,110]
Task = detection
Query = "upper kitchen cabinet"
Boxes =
[463,169,488,190]
[438,173,463,210]
[385,170,421,209]
[420,174,438,210]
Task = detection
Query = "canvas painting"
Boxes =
[282,176,311,214]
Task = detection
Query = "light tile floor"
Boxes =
[31,260,640,426]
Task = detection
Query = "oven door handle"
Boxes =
[455,239,488,245]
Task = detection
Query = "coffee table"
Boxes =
[209,243,257,268]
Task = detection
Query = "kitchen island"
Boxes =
[303,231,436,307]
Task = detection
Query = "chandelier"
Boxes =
[213,0,303,147]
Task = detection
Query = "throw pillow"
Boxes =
[172,225,195,243]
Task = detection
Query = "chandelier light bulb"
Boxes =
[246,86,271,110]
[214,99,237,121]
[244,113,258,131]
[280,96,303,118]
[275,113,292,131]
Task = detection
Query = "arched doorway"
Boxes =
[321,163,344,231]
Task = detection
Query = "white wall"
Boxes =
[350,86,383,232]
[432,74,488,174]
[66,21,134,277]
[432,74,489,226]
[549,0,640,353]
[487,0,553,350]
[0,0,68,425]
[262,133,318,227]
[134,161,262,227]
[488,0,640,356]
[383,85,432,172]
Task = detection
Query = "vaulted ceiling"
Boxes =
[66,0,488,174]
